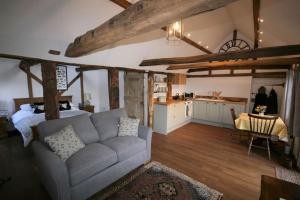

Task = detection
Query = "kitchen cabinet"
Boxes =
[192,100,246,128]
[154,102,190,134]
[221,103,245,124]
[193,101,206,120]
[172,74,186,85]
[206,102,222,123]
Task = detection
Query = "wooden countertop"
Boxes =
[154,97,247,106]
[154,99,187,105]
[194,98,247,105]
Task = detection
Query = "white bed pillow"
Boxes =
[44,125,85,161]
[118,117,140,137]
[20,104,33,111]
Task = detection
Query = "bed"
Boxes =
[12,96,89,147]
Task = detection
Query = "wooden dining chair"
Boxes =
[230,108,240,140]
[247,113,278,160]
[230,108,248,141]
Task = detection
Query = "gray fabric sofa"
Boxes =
[32,108,152,200]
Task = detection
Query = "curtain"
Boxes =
[293,65,300,137]
[288,65,300,161]
[282,65,299,136]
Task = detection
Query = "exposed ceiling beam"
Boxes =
[110,0,212,54]
[253,0,261,49]
[110,0,132,9]
[167,57,300,70]
[140,44,300,66]
[65,0,237,57]
[233,29,237,40]
[187,72,286,78]
[0,53,173,74]
[75,66,108,72]
[187,65,290,73]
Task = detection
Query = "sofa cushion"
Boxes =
[38,114,100,145]
[90,108,127,141]
[102,136,146,162]
[118,117,140,137]
[66,143,118,186]
[44,125,85,161]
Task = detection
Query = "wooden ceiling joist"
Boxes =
[110,0,132,9]
[65,0,237,57]
[167,57,300,70]
[187,65,290,73]
[19,60,43,85]
[140,44,300,66]
[110,0,212,54]
[187,72,286,78]
[253,0,261,49]
[0,53,171,75]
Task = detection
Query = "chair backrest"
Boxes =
[230,108,237,129]
[248,113,278,136]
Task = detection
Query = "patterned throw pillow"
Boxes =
[44,125,85,161]
[118,117,140,137]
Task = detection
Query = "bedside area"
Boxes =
[79,105,95,113]
[0,116,8,138]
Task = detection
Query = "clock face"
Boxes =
[219,39,250,53]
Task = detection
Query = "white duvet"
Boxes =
[12,109,89,147]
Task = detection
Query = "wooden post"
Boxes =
[108,68,120,110]
[167,74,173,100]
[80,72,84,104]
[19,61,33,99]
[41,62,59,120]
[147,72,154,127]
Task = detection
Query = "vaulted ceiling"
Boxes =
[0,0,299,72]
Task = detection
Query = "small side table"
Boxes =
[79,105,95,113]
[0,116,8,138]
[260,175,300,200]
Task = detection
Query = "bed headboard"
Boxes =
[13,96,73,112]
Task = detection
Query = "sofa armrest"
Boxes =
[32,141,71,200]
[138,125,153,161]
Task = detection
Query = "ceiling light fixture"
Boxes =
[258,18,264,23]
[166,20,183,43]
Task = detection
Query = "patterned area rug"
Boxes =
[92,161,222,200]
[275,166,300,185]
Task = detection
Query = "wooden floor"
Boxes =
[152,122,277,200]
[0,123,278,200]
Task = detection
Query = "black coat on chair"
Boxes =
[252,93,268,114]
[267,89,278,114]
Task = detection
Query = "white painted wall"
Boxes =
[186,76,252,111]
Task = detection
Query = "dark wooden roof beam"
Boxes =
[187,65,290,73]
[167,57,300,70]
[140,44,300,66]
[65,0,237,57]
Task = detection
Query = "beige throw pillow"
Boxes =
[118,117,140,137]
[44,125,85,161]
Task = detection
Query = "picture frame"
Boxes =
[56,65,68,90]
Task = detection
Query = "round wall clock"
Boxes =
[219,39,250,53]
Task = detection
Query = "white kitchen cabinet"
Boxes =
[193,101,206,120]
[154,102,190,134]
[221,103,245,125]
[192,100,246,128]
[206,102,222,123]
